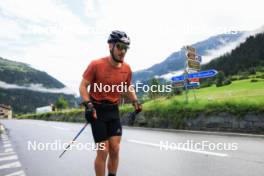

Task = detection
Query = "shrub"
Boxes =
[251,79,259,83]
[238,75,249,80]
[230,77,238,81]
[259,74,264,79]
[223,79,232,86]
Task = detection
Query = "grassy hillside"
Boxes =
[176,79,264,103]
[141,78,264,114]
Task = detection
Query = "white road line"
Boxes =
[0,155,18,162]
[0,152,15,156]
[4,148,14,153]
[0,161,21,170]
[127,139,228,157]
[1,136,8,140]
[50,126,70,131]
[4,170,26,176]
[3,141,11,144]
[37,123,47,127]
[3,144,12,148]
[0,125,27,176]
[0,125,4,131]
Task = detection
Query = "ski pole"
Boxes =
[58,107,97,158]
[58,122,88,158]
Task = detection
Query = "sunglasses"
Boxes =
[115,43,129,51]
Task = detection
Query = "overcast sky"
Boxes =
[0,0,264,95]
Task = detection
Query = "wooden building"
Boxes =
[0,104,12,119]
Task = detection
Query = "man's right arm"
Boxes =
[80,79,97,120]
[79,78,91,102]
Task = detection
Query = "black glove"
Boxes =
[132,100,142,113]
[82,101,96,122]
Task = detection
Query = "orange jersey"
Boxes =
[82,56,132,103]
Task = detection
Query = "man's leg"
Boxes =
[107,136,121,175]
[95,140,109,176]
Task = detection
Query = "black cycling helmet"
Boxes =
[107,30,130,45]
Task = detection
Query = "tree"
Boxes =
[168,86,183,97]
[215,71,225,87]
[248,67,256,75]
[148,78,161,99]
[55,96,68,110]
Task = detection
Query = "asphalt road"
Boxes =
[0,119,264,176]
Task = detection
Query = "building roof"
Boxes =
[0,104,11,110]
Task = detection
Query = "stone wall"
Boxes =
[121,112,264,134]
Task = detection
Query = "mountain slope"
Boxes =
[0,57,76,113]
[203,33,264,75]
[133,32,244,82]
[0,57,64,88]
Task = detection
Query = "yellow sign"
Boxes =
[186,46,196,53]
[186,46,196,60]
[188,59,200,70]
[187,52,195,60]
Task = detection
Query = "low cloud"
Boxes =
[158,27,264,80]
[0,81,75,95]
[202,26,264,64]
[158,70,185,80]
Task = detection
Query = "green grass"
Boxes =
[157,78,263,109]
[16,108,84,121]
[175,79,264,103]
[16,78,264,129]
[119,78,264,128]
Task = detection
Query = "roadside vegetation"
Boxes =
[16,71,264,128]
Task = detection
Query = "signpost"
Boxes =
[189,78,199,82]
[173,82,199,88]
[173,82,185,88]
[171,75,184,82]
[187,82,200,89]
[188,60,200,70]
[188,69,218,79]
[172,45,217,103]
[186,46,201,71]
[171,69,218,82]
[195,55,202,62]
[186,46,196,54]
[187,52,196,60]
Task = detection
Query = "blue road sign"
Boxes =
[188,69,218,79]
[171,75,184,82]
[187,82,200,88]
[171,69,218,82]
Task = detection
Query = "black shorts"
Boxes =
[90,103,122,143]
